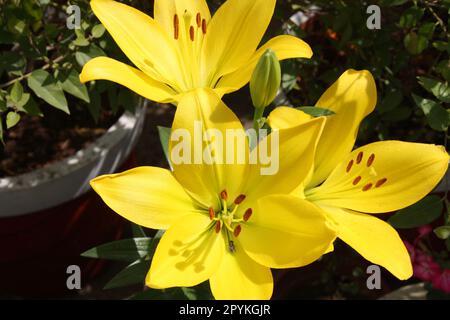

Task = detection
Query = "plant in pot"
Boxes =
[0,0,147,297]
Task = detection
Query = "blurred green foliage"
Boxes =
[0,0,145,143]
[271,0,450,147]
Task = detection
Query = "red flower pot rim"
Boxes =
[0,99,147,218]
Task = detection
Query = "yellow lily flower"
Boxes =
[90,88,336,299]
[267,69,449,280]
[79,0,312,104]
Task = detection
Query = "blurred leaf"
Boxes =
[10,82,23,104]
[380,0,409,6]
[27,70,69,113]
[91,24,106,38]
[21,96,42,116]
[131,223,146,238]
[104,260,150,290]
[418,22,436,38]
[388,196,443,229]
[413,94,449,131]
[81,237,153,262]
[23,0,43,21]
[404,32,428,55]
[13,93,30,110]
[118,89,137,113]
[380,106,412,122]
[418,77,450,103]
[434,226,450,240]
[436,60,450,82]
[75,44,106,67]
[129,282,213,300]
[378,89,403,114]
[399,7,424,28]
[6,112,20,129]
[7,17,26,34]
[88,90,101,122]
[72,35,90,47]
[433,41,449,52]
[58,70,90,103]
[157,126,172,169]
[296,107,335,117]
[0,116,3,144]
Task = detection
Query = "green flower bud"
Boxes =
[250,49,281,110]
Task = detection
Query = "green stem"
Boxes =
[253,107,265,132]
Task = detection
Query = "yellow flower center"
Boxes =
[209,189,253,253]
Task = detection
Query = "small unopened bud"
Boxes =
[250,49,281,110]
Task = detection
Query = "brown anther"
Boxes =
[196,13,201,27]
[208,207,215,220]
[215,221,221,233]
[376,178,387,188]
[353,176,362,186]
[220,190,228,201]
[367,154,375,167]
[362,183,373,192]
[234,194,246,205]
[173,14,179,40]
[189,26,195,41]
[243,208,253,222]
[233,225,242,237]
[346,160,354,173]
[356,152,364,164]
[202,19,207,34]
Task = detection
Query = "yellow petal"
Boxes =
[154,0,211,35]
[308,141,449,213]
[146,214,224,289]
[90,0,186,92]
[216,35,313,93]
[80,57,178,103]
[309,69,377,188]
[267,106,313,129]
[322,206,413,280]
[243,117,325,203]
[209,240,273,300]
[201,0,276,87]
[90,167,201,230]
[239,195,336,269]
[169,88,248,208]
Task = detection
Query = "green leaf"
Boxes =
[87,90,101,123]
[434,226,450,240]
[296,106,336,117]
[380,0,409,6]
[433,41,449,52]
[91,24,106,38]
[81,237,153,262]
[388,196,443,229]
[399,7,424,28]
[436,60,450,82]
[13,93,30,110]
[10,82,23,104]
[6,112,20,129]
[417,77,450,103]
[72,36,90,47]
[413,94,449,131]
[58,70,90,103]
[21,95,42,116]
[418,22,436,38]
[27,70,69,113]
[129,282,213,300]
[380,106,412,122]
[378,89,403,114]
[131,223,146,238]
[104,260,150,290]
[0,117,3,144]
[404,32,428,55]
[157,126,172,169]
[75,44,105,67]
